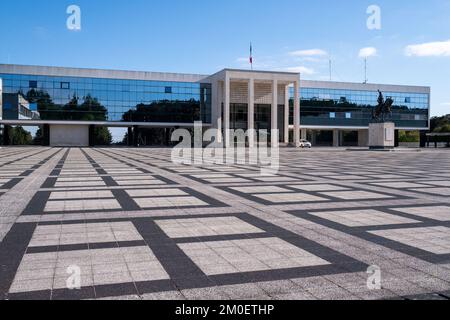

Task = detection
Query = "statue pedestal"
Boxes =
[369,122,395,150]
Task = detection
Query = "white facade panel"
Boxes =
[50,124,89,147]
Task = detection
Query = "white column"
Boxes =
[248,78,255,148]
[224,75,231,148]
[333,129,339,147]
[293,80,300,147]
[216,81,223,144]
[271,79,278,147]
[301,129,307,140]
[284,85,289,144]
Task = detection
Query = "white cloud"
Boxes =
[284,66,315,75]
[405,40,450,57]
[288,49,328,57]
[358,47,377,58]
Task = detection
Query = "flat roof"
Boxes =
[0,64,430,93]
[301,79,430,94]
[0,64,209,83]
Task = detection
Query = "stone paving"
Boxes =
[0,147,450,300]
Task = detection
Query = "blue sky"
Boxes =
[0,0,449,116]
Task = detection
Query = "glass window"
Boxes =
[29,81,37,89]
[329,112,336,118]
[61,82,70,89]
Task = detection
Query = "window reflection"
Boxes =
[0,73,212,124]
[290,87,429,128]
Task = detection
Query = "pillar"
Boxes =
[284,86,290,144]
[3,125,11,145]
[358,129,368,147]
[311,131,317,145]
[127,127,133,146]
[301,129,307,140]
[132,126,139,147]
[293,81,300,147]
[248,78,255,147]
[216,81,223,144]
[271,79,278,147]
[224,76,230,148]
[89,125,95,147]
[333,129,339,147]
[419,130,427,148]
[395,130,400,148]
[42,124,50,146]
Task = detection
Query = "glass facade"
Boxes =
[290,87,429,128]
[0,73,212,124]
[0,70,430,130]
[228,103,286,142]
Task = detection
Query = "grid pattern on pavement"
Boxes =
[1,147,450,300]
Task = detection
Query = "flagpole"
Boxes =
[250,42,253,71]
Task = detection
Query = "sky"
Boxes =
[0,0,449,116]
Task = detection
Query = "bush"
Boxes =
[398,130,419,143]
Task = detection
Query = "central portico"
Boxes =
[206,69,300,147]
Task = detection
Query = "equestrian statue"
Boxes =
[372,90,394,122]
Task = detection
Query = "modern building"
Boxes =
[2,93,40,120]
[0,64,430,147]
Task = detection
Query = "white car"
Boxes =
[299,139,312,148]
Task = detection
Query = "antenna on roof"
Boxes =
[329,59,332,81]
[363,58,368,84]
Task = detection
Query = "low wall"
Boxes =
[50,124,89,147]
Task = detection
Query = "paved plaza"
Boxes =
[0,147,450,300]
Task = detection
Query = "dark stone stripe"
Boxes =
[0,223,37,299]
[290,210,450,264]
[19,170,34,177]
[8,290,51,300]
[210,264,346,287]
[52,286,95,300]
[22,191,51,215]
[2,178,22,190]
[102,176,118,187]
[152,175,177,185]
[133,219,209,289]
[174,232,272,244]
[94,282,138,299]
[41,177,57,188]
[236,213,368,268]
[111,189,140,211]
[25,240,148,254]
[183,187,229,208]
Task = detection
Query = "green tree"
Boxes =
[93,126,112,146]
[431,115,450,132]
[33,127,44,145]
[398,130,420,143]
[10,126,33,145]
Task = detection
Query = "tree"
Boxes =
[33,127,44,145]
[431,115,450,132]
[10,126,33,145]
[92,126,112,146]
[398,130,419,143]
